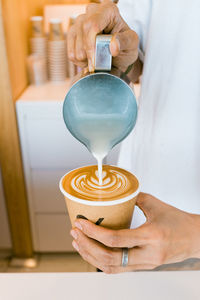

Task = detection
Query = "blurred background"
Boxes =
[0,0,123,273]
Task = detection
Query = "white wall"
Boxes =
[0,167,11,249]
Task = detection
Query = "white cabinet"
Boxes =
[16,81,97,252]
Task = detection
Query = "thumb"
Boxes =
[110,34,120,57]
[136,193,164,221]
[110,30,139,57]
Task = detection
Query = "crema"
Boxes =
[63,165,139,201]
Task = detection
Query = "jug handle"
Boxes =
[95,35,113,72]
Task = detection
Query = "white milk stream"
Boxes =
[76,114,127,185]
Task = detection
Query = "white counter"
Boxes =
[0,271,199,300]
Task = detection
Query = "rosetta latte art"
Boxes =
[63,165,139,201]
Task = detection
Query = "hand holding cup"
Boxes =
[71,193,200,273]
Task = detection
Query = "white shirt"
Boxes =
[117,0,200,227]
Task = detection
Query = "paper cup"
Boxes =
[30,16,44,38]
[59,166,140,230]
[49,19,64,41]
[30,37,47,59]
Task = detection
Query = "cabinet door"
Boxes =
[16,102,96,252]
[25,117,96,169]
[35,214,73,252]
[31,169,67,213]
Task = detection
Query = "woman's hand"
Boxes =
[70,193,200,273]
[67,0,139,72]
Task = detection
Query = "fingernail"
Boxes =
[70,229,78,240]
[68,52,74,60]
[83,67,89,75]
[72,240,79,251]
[110,35,120,56]
[115,37,120,52]
[75,221,83,231]
[88,58,94,72]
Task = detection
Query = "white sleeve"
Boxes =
[117,0,152,61]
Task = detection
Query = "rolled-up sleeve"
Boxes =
[118,0,152,61]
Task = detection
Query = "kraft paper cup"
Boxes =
[30,37,47,59]
[30,16,44,38]
[59,167,140,230]
[49,19,64,41]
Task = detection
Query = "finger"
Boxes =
[72,239,156,274]
[110,30,139,57]
[72,15,87,62]
[112,50,138,72]
[102,264,156,274]
[109,34,120,57]
[71,229,122,266]
[73,228,158,266]
[75,27,87,62]
[86,3,99,15]
[74,61,88,69]
[72,240,105,271]
[67,25,76,61]
[74,219,148,248]
[83,3,119,71]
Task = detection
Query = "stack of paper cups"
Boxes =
[67,16,77,79]
[30,36,47,59]
[48,19,67,82]
[29,16,48,83]
[30,16,47,59]
[27,54,48,85]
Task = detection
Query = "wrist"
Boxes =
[188,213,200,259]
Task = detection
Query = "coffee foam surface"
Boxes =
[62,165,139,201]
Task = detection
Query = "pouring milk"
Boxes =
[77,113,129,185]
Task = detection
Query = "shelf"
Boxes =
[17,80,141,103]
[17,80,71,103]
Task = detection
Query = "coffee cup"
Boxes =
[59,165,140,229]
[30,16,44,38]
[49,19,64,41]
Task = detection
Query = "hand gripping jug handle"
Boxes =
[95,35,112,71]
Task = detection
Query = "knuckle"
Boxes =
[67,27,76,44]
[107,2,119,17]
[146,265,156,270]
[81,251,89,262]
[156,250,166,265]
[68,52,74,60]
[83,20,91,33]
[76,51,85,61]
[103,266,114,274]
[130,30,139,46]
[86,3,97,14]
[103,250,115,265]
[83,18,99,34]
[68,24,76,36]
[149,225,165,242]
[108,231,119,247]
[76,13,86,23]
[112,3,119,14]
[68,51,75,61]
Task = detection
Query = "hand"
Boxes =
[70,193,200,273]
[67,0,139,72]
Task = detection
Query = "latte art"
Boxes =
[63,165,139,201]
